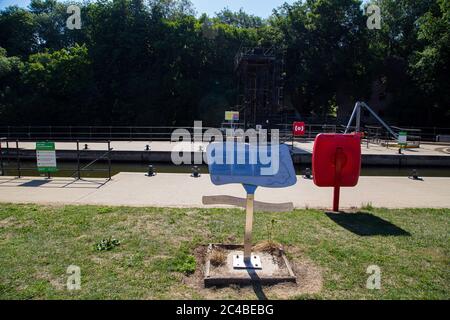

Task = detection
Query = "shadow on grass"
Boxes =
[325,211,411,236]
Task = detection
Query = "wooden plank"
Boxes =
[202,195,293,212]
[244,194,254,260]
[204,276,296,287]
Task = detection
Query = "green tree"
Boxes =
[17,44,96,125]
[409,0,450,124]
[273,0,369,117]
[0,6,36,57]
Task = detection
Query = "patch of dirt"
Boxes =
[143,254,171,266]
[267,259,322,299]
[182,245,208,289]
[90,252,126,265]
[119,215,165,236]
[119,214,209,245]
[0,216,34,229]
[252,241,283,256]
[182,244,323,299]
[0,216,17,228]
[34,269,65,291]
[0,232,14,241]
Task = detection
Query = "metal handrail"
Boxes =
[0,124,448,142]
[71,147,113,180]
[0,139,112,179]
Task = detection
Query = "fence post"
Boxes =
[291,132,294,150]
[107,140,111,180]
[0,140,4,176]
[16,140,21,178]
[77,140,81,180]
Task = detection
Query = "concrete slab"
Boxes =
[204,244,296,287]
[0,173,449,208]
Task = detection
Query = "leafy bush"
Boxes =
[94,237,120,251]
[168,252,196,275]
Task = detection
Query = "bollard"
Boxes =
[146,165,156,177]
[303,167,312,179]
[191,166,200,178]
[409,169,423,181]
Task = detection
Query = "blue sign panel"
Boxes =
[206,142,297,193]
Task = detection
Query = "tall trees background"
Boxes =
[0,0,448,126]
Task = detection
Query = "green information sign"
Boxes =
[398,131,407,147]
[36,141,57,173]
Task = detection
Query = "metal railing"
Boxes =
[0,126,221,142]
[0,139,112,179]
[0,124,448,143]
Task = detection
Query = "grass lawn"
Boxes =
[0,203,448,299]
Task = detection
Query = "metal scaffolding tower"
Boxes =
[234,47,286,129]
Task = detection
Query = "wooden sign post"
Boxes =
[244,192,254,261]
[204,143,296,269]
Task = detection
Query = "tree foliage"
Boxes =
[0,0,448,126]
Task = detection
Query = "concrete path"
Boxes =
[0,173,449,209]
[11,140,450,156]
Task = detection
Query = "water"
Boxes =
[1,160,450,178]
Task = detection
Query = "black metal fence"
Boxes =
[0,139,112,179]
[0,125,448,142]
[0,126,219,142]
[0,125,338,141]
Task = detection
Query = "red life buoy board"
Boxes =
[312,133,361,186]
[312,134,361,211]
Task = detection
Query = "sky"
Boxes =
[0,0,296,18]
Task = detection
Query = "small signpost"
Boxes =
[312,134,361,212]
[292,121,305,136]
[224,111,239,132]
[398,131,407,147]
[292,121,306,149]
[224,111,239,121]
[36,141,57,177]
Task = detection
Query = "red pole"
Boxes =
[333,147,345,212]
[333,185,340,212]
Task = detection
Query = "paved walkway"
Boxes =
[0,173,449,209]
[11,140,450,156]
